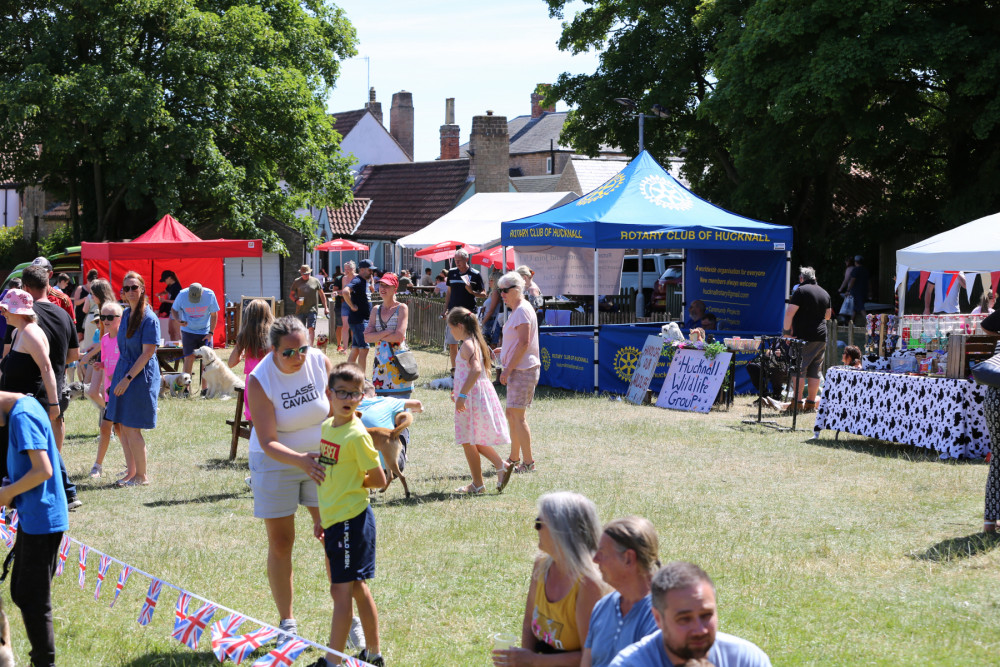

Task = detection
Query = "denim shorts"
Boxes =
[350,321,369,349]
[296,311,318,329]
[181,330,212,357]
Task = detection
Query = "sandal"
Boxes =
[514,461,535,474]
[454,484,484,495]
[497,462,514,493]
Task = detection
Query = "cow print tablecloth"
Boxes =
[814,367,990,459]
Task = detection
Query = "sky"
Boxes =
[326,0,601,162]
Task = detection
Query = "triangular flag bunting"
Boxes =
[55,535,71,576]
[78,545,89,589]
[94,554,112,600]
[992,271,1000,296]
[171,601,217,650]
[111,565,133,608]
[137,579,163,626]
[918,271,930,297]
[251,638,309,666]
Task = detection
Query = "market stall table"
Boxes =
[813,367,990,459]
[156,346,202,378]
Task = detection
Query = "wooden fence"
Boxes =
[400,295,447,348]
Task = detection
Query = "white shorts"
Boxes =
[250,455,319,519]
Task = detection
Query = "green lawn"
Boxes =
[11,346,1000,665]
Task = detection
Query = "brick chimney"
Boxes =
[439,98,460,160]
[531,84,555,118]
[367,87,382,125]
[469,110,509,193]
[390,91,414,160]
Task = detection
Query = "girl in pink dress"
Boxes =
[228,299,274,422]
[447,307,513,494]
[79,302,124,478]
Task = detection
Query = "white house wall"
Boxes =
[224,252,282,304]
[341,114,411,170]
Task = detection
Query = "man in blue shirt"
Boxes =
[343,259,374,370]
[0,391,69,666]
[610,562,771,667]
[357,380,422,472]
[171,282,220,391]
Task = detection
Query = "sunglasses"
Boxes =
[534,517,543,531]
[333,389,363,400]
[121,285,141,293]
[499,286,517,294]
[99,314,120,321]
[280,345,309,358]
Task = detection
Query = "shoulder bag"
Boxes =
[972,342,1000,387]
[374,305,419,382]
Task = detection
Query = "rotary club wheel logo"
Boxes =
[640,175,693,210]
[576,173,625,206]
[613,346,641,382]
[541,348,551,372]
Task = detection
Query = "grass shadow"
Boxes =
[144,491,246,508]
[377,490,455,507]
[805,435,982,464]
[118,649,258,666]
[910,532,1000,562]
[199,457,249,471]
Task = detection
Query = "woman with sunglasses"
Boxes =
[246,316,335,639]
[493,492,606,666]
[104,271,160,487]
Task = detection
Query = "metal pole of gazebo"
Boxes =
[593,248,599,393]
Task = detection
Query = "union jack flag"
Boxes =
[9,509,17,532]
[78,544,89,588]
[210,613,247,661]
[137,578,163,626]
[110,565,133,608]
[173,592,192,633]
[342,658,369,667]
[94,554,112,600]
[250,638,309,666]
[221,627,279,664]
[55,535,70,576]
[0,523,12,549]
[171,601,217,649]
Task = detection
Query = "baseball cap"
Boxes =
[31,256,53,272]
[854,255,863,262]
[0,289,35,316]
[188,282,203,302]
[159,270,175,282]
[377,272,399,288]
[358,259,375,269]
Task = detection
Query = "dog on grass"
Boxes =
[428,377,453,391]
[159,372,192,398]
[366,411,412,498]
[193,346,244,399]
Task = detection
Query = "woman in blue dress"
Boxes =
[105,271,160,486]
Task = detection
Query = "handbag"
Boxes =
[374,305,419,382]
[972,351,1000,387]
[839,294,855,317]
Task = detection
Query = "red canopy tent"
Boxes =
[81,215,262,345]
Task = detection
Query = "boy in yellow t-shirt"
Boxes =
[315,362,387,666]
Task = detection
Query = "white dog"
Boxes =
[194,346,244,399]
[160,372,193,398]
[428,377,454,391]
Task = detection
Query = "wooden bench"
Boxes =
[226,386,251,460]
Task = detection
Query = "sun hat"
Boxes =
[299,264,312,274]
[0,289,35,316]
[377,272,399,288]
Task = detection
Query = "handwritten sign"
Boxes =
[655,349,733,413]
[514,246,625,295]
[626,335,665,405]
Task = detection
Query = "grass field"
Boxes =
[11,346,1000,665]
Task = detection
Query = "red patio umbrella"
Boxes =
[315,238,369,252]
[414,241,480,263]
[471,245,515,271]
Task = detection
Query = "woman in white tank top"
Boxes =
[246,316,333,635]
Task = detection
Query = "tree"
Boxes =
[0,0,359,250]
[544,0,1000,287]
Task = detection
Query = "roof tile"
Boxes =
[326,198,372,236]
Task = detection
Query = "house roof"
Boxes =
[559,159,629,194]
[330,109,368,138]
[349,160,472,240]
[460,111,623,157]
[326,197,372,236]
[512,175,563,193]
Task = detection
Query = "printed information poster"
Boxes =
[514,246,626,296]
[655,349,733,413]
[626,335,665,405]
[684,249,785,332]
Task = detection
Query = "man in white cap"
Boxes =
[171,282,220,394]
[289,264,328,345]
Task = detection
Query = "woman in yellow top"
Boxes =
[494,491,607,666]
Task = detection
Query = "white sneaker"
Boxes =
[347,615,366,650]
[277,618,297,645]
[89,463,102,478]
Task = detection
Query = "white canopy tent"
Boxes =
[395,192,577,250]
[896,211,1000,311]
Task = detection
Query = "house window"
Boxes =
[546,157,553,174]
[399,246,418,274]
[383,244,394,272]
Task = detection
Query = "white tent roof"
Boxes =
[896,212,1000,272]
[396,192,577,249]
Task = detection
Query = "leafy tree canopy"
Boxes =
[545,0,1000,285]
[0,0,359,251]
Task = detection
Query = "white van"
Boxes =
[619,253,682,294]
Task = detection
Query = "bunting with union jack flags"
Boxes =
[210,613,247,661]
[173,592,192,633]
[137,578,163,626]
[78,544,89,588]
[251,638,309,666]
[220,627,279,664]
[171,601,217,650]
[9,509,17,532]
[55,535,71,576]
[94,554,112,600]
[0,523,12,550]
[111,565,132,608]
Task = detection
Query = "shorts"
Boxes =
[181,330,212,357]
[340,302,350,318]
[249,460,319,519]
[444,321,459,346]
[506,366,540,409]
[350,321,369,349]
[324,504,376,583]
[296,311,318,329]
[796,340,827,380]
